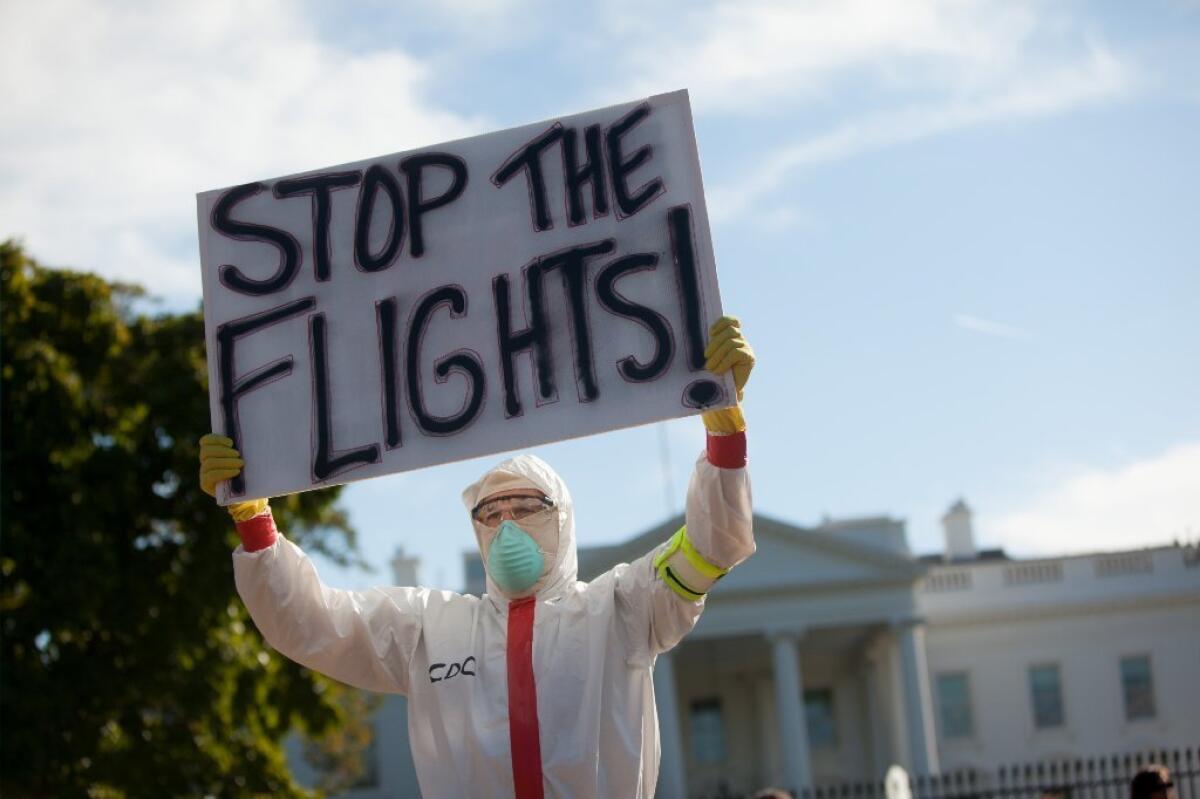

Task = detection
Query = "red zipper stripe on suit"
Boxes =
[507,597,544,799]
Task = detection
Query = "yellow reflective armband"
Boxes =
[653,525,730,602]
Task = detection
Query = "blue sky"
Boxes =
[3,0,1197,590]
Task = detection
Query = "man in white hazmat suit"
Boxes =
[198,316,756,798]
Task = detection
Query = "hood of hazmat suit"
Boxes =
[461,454,578,603]
[233,442,753,799]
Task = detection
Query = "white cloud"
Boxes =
[745,205,820,234]
[707,39,1133,219]
[953,313,1031,340]
[989,442,1200,556]
[585,0,1136,221]
[613,0,1040,112]
[0,1,483,304]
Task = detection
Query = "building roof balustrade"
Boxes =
[917,545,1200,623]
[1094,551,1155,578]
[921,570,973,593]
[1003,561,1064,585]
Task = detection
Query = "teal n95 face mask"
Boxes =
[487,520,545,596]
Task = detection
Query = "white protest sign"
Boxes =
[197,89,733,505]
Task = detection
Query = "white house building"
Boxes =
[290,503,1200,798]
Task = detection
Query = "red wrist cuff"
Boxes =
[706,430,747,469]
[235,512,277,552]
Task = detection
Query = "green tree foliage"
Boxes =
[1,240,372,796]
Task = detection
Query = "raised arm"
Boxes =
[199,437,423,694]
[615,316,756,656]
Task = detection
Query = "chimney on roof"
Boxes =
[942,499,977,561]
[391,545,420,586]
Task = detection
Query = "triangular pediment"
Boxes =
[576,513,924,593]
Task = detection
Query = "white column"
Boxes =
[894,618,940,775]
[755,671,781,786]
[770,631,811,793]
[654,651,687,799]
[858,653,886,779]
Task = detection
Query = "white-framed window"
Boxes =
[804,688,837,750]
[1119,654,1157,721]
[1028,663,1065,729]
[935,671,974,739]
[689,698,727,763]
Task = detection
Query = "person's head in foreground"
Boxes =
[1131,765,1175,799]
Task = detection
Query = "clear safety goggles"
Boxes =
[471,494,555,529]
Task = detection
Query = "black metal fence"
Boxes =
[798,748,1200,799]
[703,747,1200,799]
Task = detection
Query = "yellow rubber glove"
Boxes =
[198,434,269,522]
[700,315,755,434]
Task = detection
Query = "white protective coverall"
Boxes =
[233,446,753,798]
